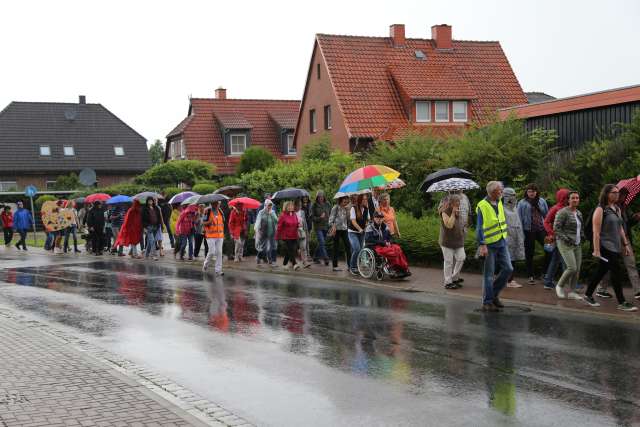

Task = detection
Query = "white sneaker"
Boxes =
[567,291,582,300]
[507,280,523,288]
[555,285,566,299]
[293,264,301,271]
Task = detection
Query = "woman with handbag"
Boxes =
[328,196,351,272]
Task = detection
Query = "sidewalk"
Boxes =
[0,311,217,427]
[3,244,640,321]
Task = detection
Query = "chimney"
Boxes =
[431,24,452,50]
[215,88,227,100]
[79,95,86,104]
[389,24,405,47]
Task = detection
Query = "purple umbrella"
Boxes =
[168,191,199,204]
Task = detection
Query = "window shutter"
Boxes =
[281,132,287,155]
[223,131,231,156]
[245,130,252,148]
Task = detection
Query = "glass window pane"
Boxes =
[453,101,467,122]
[416,102,430,122]
[435,101,449,122]
[40,146,51,156]
[287,134,296,154]
[231,135,246,154]
[64,146,74,156]
[114,146,125,156]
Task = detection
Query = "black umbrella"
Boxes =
[74,197,85,205]
[197,193,229,204]
[214,185,244,197]
[271,188,310,200]
[419,167,473,192]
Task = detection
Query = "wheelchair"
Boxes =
[356,246,393,281]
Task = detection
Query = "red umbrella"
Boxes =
[229,197,261,210]
[85,193,111,203]
[617,175,640,207]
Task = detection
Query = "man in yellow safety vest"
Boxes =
[476,181,513,312]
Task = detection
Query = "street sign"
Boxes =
[24,185,38,198]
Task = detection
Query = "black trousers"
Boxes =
[331,229,352,268]
[90,230,104,254]
[283,239,298,266]
[586,247,626,304]
[3,227,13,245]
[524,230,550,277]
[194,233,208,257]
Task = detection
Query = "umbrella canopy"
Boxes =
[169,191,198,204]
[133,191,163,202]
[85,193,111,203]
[229,197,261,210]
[376,178,406,191]
[214,185,244,197]
[180,194,202,206]
[419,167,473,192]
[617,175,640,207]
[272,188,310,200]
[426,177,479,193]
[338,165,400,194]
[106,195,132,205]
[197,193,229,205]
[74,197,85,205]
[333,189,371,200]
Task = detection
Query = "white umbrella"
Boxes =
[333,188,371,199]
[426,177,479,193]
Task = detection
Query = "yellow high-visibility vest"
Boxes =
[476,198,508,244]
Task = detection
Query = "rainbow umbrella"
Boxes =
[338,165,400,194]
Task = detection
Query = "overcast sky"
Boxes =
[2,0,638,146]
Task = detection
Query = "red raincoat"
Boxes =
[175,205,198,236]
[115,200,142,246]
[228,207,248,240]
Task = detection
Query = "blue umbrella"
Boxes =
[106,194,132,205]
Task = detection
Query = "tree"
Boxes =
[149,139,165,166]
[301,133,332,161]
[51,173,82,191]
[135,160,215,188]
[236,147,276,175]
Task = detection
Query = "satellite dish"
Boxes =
[79,168,97,186]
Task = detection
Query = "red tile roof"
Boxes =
[499,84,640,119]
[316,33,527,139]
[167,114,193,138]
[269,111,298,129]
[214,111,253,129]
[167,98,300,175]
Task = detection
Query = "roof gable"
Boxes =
[315,33,527,139]
[0,101,150,173]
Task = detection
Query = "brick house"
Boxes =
[0,96,150,191]
[294,24,528,153]
[165,89,300,175]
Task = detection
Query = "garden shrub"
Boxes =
[35,195,56,210]
[162,187,182,201]
[301,133,332,161]
[236,147,276,175]
[192,183,217,195]
[135,160,215,187]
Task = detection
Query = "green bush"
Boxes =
[100,182,155,196]
[236,147,276,175]
[135,160,215,187]
[192,183,217,195]
[51,173,83,191]
[35,195,56,210]
[302,133,332,161]
[162,187,182,201]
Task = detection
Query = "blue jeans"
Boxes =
[178,233,194,258]
[63,225,78,252]
[44,231,56,250]
[145,226,158,258]
[348,232,363,271]
[482,241,513,305]
[314,229,329,261]
[543,247,565,287]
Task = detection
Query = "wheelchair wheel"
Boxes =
[357,248,376,279]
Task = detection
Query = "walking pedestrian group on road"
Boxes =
[1,166,639,313]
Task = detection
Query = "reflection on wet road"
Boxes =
[0,258,639,426]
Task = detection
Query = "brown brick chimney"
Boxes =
[431,24,452,49]
[389,24,405,47]
[215,88,227,99]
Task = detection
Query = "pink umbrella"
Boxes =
[617,175,640,207]
[229,197,261,210]
[85,193,111,203]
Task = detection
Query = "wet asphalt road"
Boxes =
[0,253,639,427]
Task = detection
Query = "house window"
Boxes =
[46,180,57,190]
[435,101,449,122]
[324,105,332,130]
[63,146,75,156]
[453,101,468,122]
[416,101,431,122]
[286,134,296,155]
[180,140,186,159]
[310,109,317,133]
[317,63,321,80]
[39,145,51,156]
[0,181,18,191]
[114,146,125,156]
[230,134,247,155]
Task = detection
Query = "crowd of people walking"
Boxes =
[1,176,639,313]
